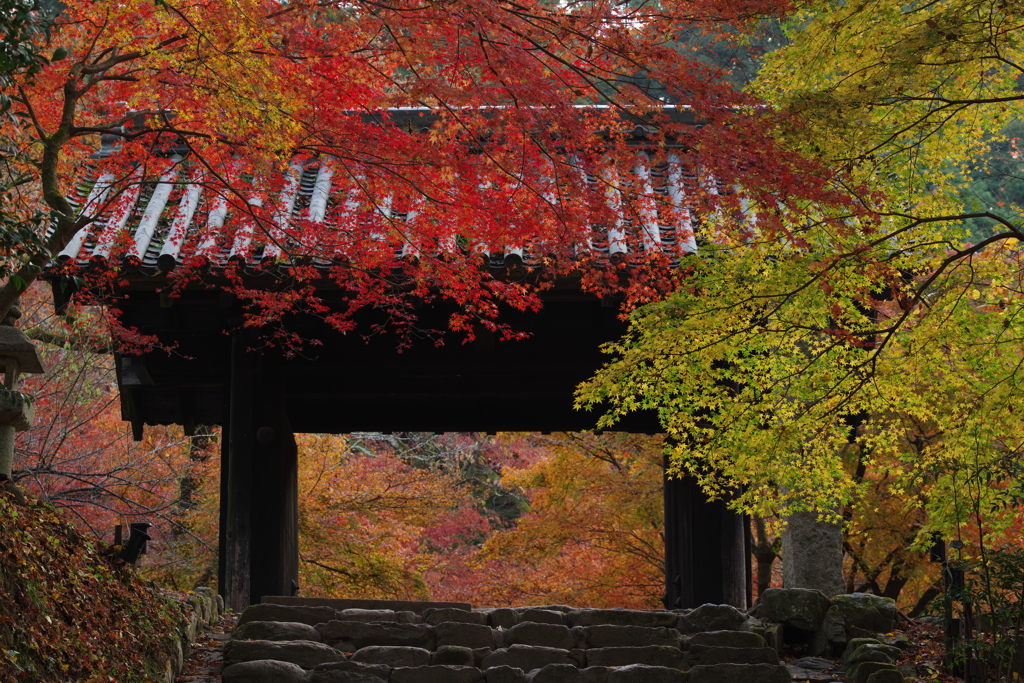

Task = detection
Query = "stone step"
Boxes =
[563,609,680,629]
[223,638,348,669]
[264,595,473,613]
[391,665,483,683]
[584,625,683,649]
[224,601,799,682]
[319,621,437,651]
[689,663,793,683]
[585,645,686,669]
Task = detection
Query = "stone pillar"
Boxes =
[782,510,845,597]
[0,305,46,480]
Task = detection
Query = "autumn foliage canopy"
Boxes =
[1,0,857,346]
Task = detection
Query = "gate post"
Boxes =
[663,461,749,609]
[220,335,299,610]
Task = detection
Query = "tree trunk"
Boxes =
[173,426,213,537]
[753,516,780,599]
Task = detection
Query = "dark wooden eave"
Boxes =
[106,278,660,436]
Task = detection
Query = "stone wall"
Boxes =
[160,587,225,682]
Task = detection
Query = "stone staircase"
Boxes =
[221,597,792,683]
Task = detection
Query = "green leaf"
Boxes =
[50,47,67,61]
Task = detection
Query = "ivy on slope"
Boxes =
[0,491,181,682]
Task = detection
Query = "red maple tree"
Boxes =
[0,0,858,349]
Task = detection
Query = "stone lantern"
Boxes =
[0,306,46,479]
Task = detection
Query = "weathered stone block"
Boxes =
[223,639,347,669]
[518,609,564,625]
[847,661,903,683]
[876,633,910,650]
[831,594,896,633]
[486,665,526,683]
[222,659,307,683]
[486,608,520,629]
[688,646,778,666]
[311,660,391,680]
[189,594,210,625]
[753,623,783,653]
[689,663,791,683]
[424,608,489,625]
[689,631,766,649]
[570,626,589,649]
[585,645,685,668]
[607,664,686,683]
[810,605,846,657]
[473,647,493,667]
[264,596,471,613]
[390,665,484,683]
[842,638,882,666]
[435,621,496,649]
[170,636,183,675]
[782,511,845,597]
[338,609,417,624]
[434,645,476,666]
[351,645,431,667]
[233,620,323,643]
[753,588,831,632]
[317,621,435,651]
[525,663,582,683]
[847,643,901,666]
[681,604,748,633]
[237,603,338,627]
[183,612,199,645]
[505,622,575,650]
[866,670,905,683]
[565,610,678,629]
[787,656,837,671]
[308,668,391,683]
[586,625,682,649]
[739,617,762,632]
[582,666,609,683]
[482,645,575,671]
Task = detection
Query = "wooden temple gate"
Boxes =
[53,110,751,610]
[102,285,750,611]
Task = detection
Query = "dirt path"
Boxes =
[176,610,237,682]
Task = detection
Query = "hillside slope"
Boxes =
[0,487,183,682]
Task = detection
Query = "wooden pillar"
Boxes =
[717,500,749,608]
[662,456,692,609]
[217,403,230,599]
[249,383,299,604]
[663,463,749,609]
[220,336,299,611]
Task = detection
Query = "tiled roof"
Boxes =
[55,109,705,277]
